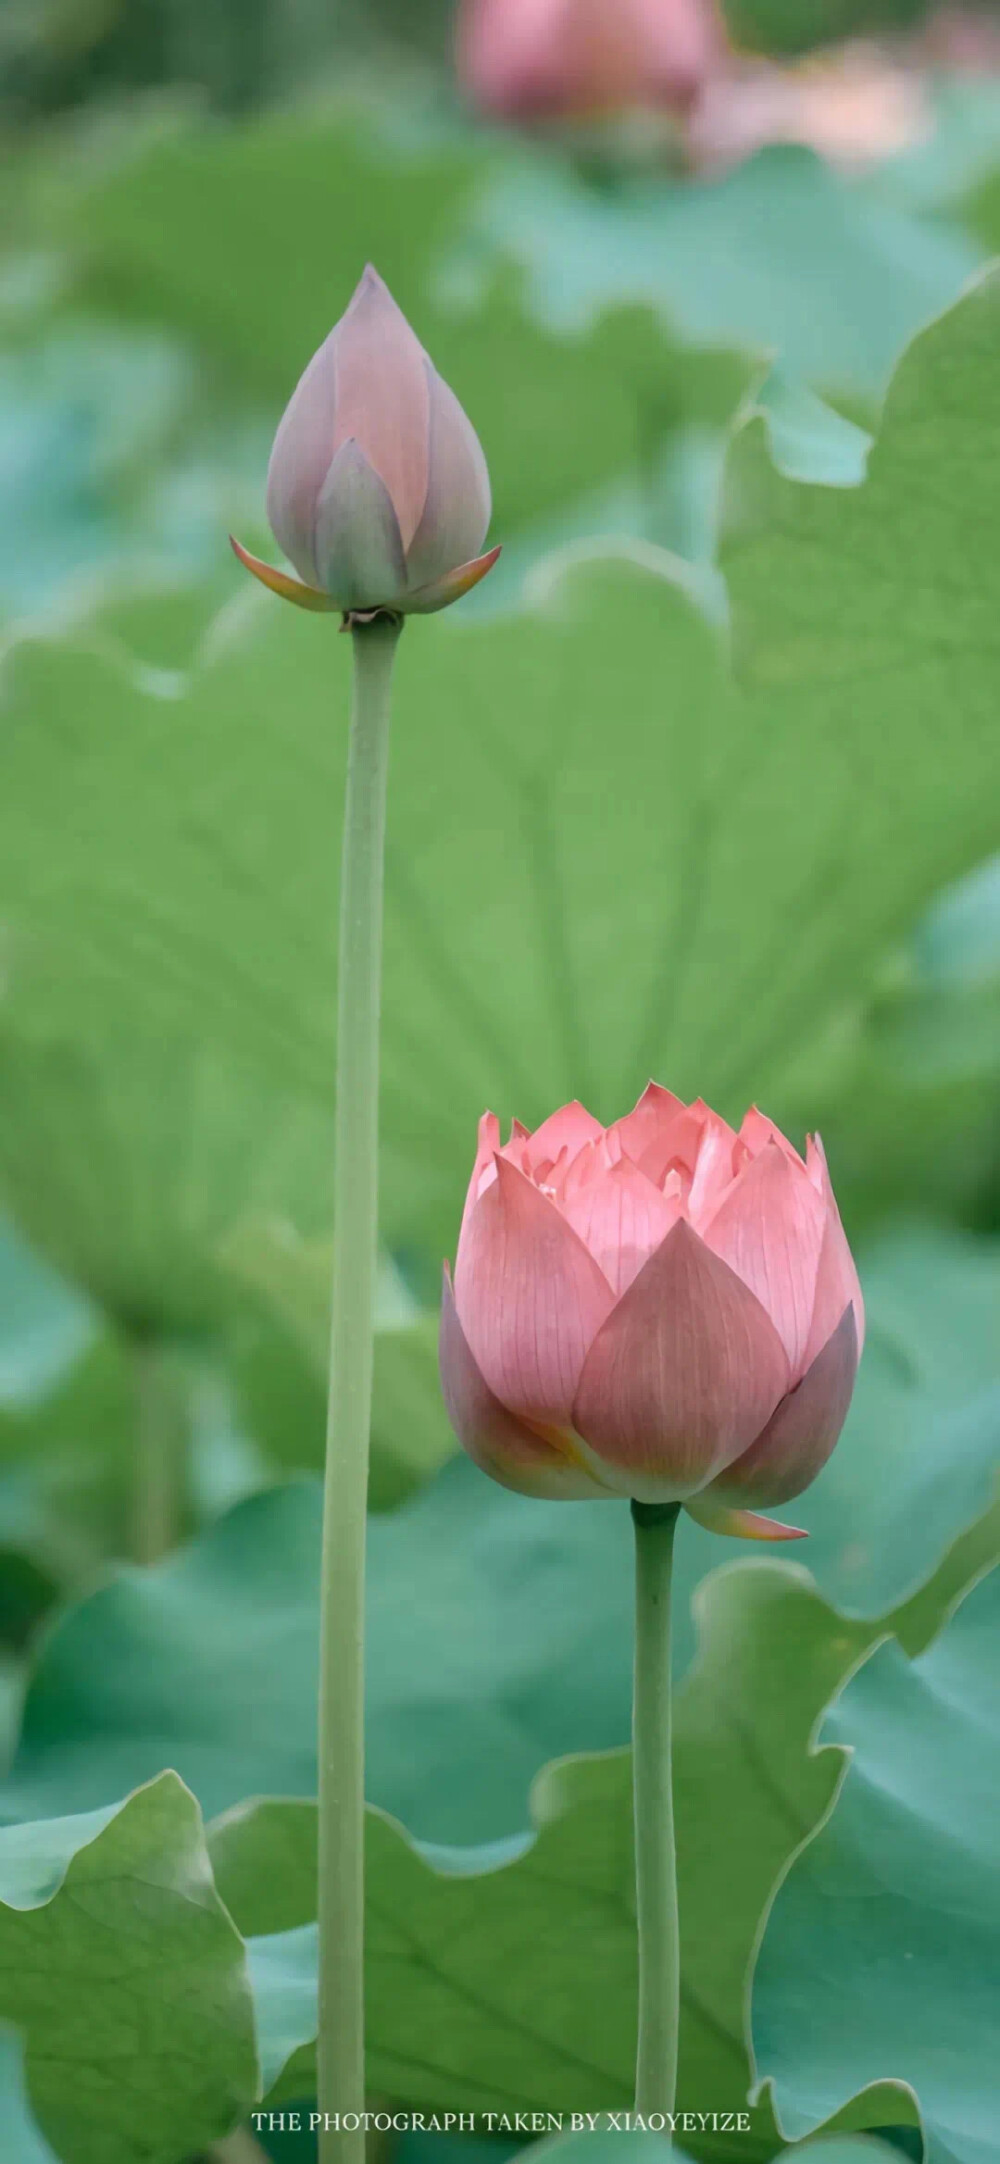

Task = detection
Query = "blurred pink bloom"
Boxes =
[688,42,931,176]
[918,7,1000,73]
[456,0,725,124]
[231,266,498,618]
[441,1084,863,1536]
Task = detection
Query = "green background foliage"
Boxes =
[1,2,999,2158]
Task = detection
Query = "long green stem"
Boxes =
[317,616,401,2164]
[631,1499,682,2122]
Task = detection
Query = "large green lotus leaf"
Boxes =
[1,1221,997,1845]
[785,853,1000,1236]
[0,1263,445,1578]
[0,1220,93,1417]
[207,1567,892,2153]
[752,1564,1000,2164]
[878,79,1000,226]
[0,1055,448,1513]
[0,1026,333,1333]
[0,1770,257,2164]
[0,2030,58,2164]
[511,2136,901,2164]
[224,1220,455,1505]
[5,281,1000,1281]
[62,105,751,545]
[470,143,979,401]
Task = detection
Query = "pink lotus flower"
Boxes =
[440,1085,864,1538]
[231,266,499,620]
[456,0,725,124]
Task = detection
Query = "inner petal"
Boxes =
[507,1100,605,1185]
[740,1106,807,1170]
[607,1081,685,1170]
[686,1111,744,1229]
[558,1152,682,1296]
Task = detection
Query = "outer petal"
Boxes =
[229,537,339,612]
[313,439,407,611]
[454,1155,616,1424]
[704,1304,858,1508]
[403,546,501,615]
[558,1152,682,1296]
[458,1111,501,1247]
[265,331,339,587]
[571,1219,789,1501]
[684,1495,807,1541]
[404,363,492,594]
[702,1141,827,1375]
[805,1134,866,1361]
[329,266,431,550]
[440,1267,610,1499]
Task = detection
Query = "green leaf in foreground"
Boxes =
[752,1563,1000,2164]
[512,2136,903,2164]
[0,2029,58,2164]
[0,1770,257,2164]
[210,1566,882,2158]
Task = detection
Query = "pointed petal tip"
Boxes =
[405,544,502,616]
[349,261,408,326]
[685,1496,808,1542]
[229,535,338,612]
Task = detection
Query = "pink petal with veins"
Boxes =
[805,1135,866,1360]
[739,1105,807,1169]
[572,1219,789,1498]
[702,1141,827,1373]
[559,1152,683,1296]
[458,1111,501,1247]
[454,1155,616,1424]
[440,1267,611,1499]
[607,1081,686,1170]
[510,1100,605,1179]
[704,1303,858,1508]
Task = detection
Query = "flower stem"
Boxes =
[631,1498,682,2122]
[317,615,401,2164]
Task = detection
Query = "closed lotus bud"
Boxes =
[456,0,724,124]
[231,266,499,620]
[440,1085,864,1538]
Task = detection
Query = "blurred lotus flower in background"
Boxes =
[441,1085,864,1535]
[688,41,931,176]
[231,265,499,619]
[918,6,1000,73]
[456,0,725,125]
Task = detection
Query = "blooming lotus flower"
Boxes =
[231,266,499,621]
[440,1085,864,1537]
[456,0,724,124]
